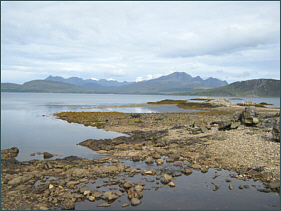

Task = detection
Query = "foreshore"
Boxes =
[1,99,280,210]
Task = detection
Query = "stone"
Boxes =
[173,162,182,167]
[272,118,280,141]
[268,180,280,189]
[201,126,209,133]
[156,159,164,165]
[161,174,172,184]
[240,106,259,126]
[123,180,133,188]
[1,147,19,158]
[168,182,175,187]
[131,198,141,206]
[181,168,193,175]
[229,184,235,190]
[43,152,53,159]
[97,203,111,207]
[151,153,161,159]
[145,157,154,164]
[191,164,202,170]
[122,203,130,207]
[61,199,75,210]
[230,122,241,129]
[88,196,95,201]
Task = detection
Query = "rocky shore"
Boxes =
[1,98,280,210]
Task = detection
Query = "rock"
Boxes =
[115,191,123,196]
[225,178,232,183]
[8,173,35,186]
[240,106,260,126]
[135,185,144,192]
[169,153,180,159]
[123,180,133,188]
[230,121,241,129]
[102,191,118,201]
[88,196,96,201]
[201,126,209,133]
[268,180,280,189]
[1,147,19,158]
[237,100,255,106]
[97,203,111,207]
[181,168,193,175]
[173,162,182,167]
[61,199,75,210]
[122,203,130,207]
[151,153,161,159]
[92,192,102,199]
[272,118,280,141]
[166,157,175,162]
[79,185,89,194]
[43,152,54,159]
[156,159,164,165]
[145,157,154,164]
[30,153,35,156]
[229,184,235,190]
[218,120,232,130]
[168,182,175,187]
[161,174,172,184]
[191,164,202,170]
[131,198,141,206]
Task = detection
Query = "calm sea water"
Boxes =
[1,92,280,161]
[1,92,280,210]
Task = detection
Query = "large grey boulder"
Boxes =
[240,106,260,126]
[272,118,280,141]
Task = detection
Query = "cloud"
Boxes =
[1,1,280,84]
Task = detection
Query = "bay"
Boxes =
[1,92,280,210]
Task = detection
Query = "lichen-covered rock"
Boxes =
[240,106,260,126]
[272,118,280,141]
[60,199,75,210]
[1,147,19,158]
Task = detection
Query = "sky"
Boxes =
[1,1,280,84]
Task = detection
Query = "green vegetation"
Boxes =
[175,79,280,98]
[1,80,95,93]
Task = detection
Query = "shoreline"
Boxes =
[1,99,280,210]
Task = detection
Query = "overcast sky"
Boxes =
[1,1,280,84]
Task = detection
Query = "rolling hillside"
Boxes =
[176,79,280,97]
[1,80,95,93]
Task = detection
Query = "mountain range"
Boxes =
[1,72,279,97]
[44,72,228,94]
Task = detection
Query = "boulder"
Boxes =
[240,106,260,126]
[145,157,154,164]
[160,174,172,184]
[131,198,141,206]
[272,118,280,141]
[61,199,75,210]
[43,152,54,159]
[123,180,133,188]
[1,147,19,158]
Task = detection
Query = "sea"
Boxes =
[1,92,280,210]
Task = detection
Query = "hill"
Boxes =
[1,80,95,93]
[176,79,280,97]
